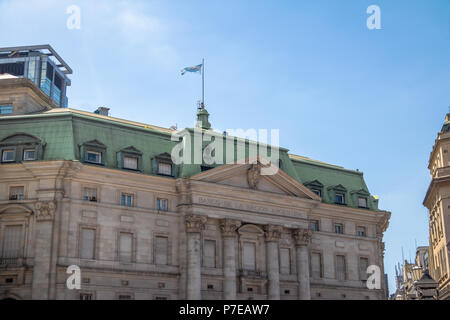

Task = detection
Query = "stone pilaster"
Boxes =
[185,214,207,300]
[264,224,282,300]
[219,219,241,300]
[31,201,56,300]
[293,228,313,300]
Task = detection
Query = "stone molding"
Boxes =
[293,228,313,246]
[264,224,283,242]
[34,201,56,221]
[219,219,241,237]
[185,214,207,233]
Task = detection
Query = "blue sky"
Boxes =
[1,0,449,295]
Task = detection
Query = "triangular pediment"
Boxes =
[120,146,142,155]
[190,159,320,200]
[83,139,106,149]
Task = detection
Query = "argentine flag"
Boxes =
[181,64,202,75]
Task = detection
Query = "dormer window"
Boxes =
[81,140,106,166]
[358,197,368,208]
[351,189,371,209]
[117,146,142,172]
[23,149,36,161]
[335,193,345,204]
[327,184,347,206]
[158,162,172,175]
[2,150,14,162]
[124,156,138,170]
[153,153,174,177]
[0,133,44,164]
[304,180,324,199]
[86,150,101,164]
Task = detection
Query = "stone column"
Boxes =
[264,225,282,300]
[185,214,207,300]
[293,228,313,300]
[219,219,241,300]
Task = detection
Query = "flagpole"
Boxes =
[202,58,205,107]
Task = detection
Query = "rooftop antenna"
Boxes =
[402,247,405,264]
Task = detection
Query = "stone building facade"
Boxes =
[424,113,450,300]
[0,46,390,300]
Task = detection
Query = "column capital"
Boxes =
[264,224,283,242]
[185,214,207,233]
[293,228,313,246]
[219,219,241,237]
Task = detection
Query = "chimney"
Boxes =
[94,107,110,116]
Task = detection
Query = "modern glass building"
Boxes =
[0,45,71,108]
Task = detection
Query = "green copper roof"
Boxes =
[0,108,380,210]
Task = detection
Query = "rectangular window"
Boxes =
[334,223,344,234]
[358,197,368,208]
[9,186,24,200]
[123,156,138,170]
[279,248,291,274]
[86,151,101,164]
[79,293,93,300]
[0,105,13,115]
[80,228,96,260]
[1,225,22,259]
[311,252,323,279]
[357,226,366,237]
[118,294,133,300]
[0,62,24,76]
[83,188,97,202]
[335,193,345,204]
[309,220,319,231]
[203,240,216,268]
[158,162,172,175]
[121,193,133,207]
[23,149,36,161]
[157,198,168,211]
[243,242,256,271]
[119,232,133,263]
[311,189,321,197]
[336,255,346,281]
[80,293,92,300]
[359,257,369,281]
[2,150,15,162]
[155,236,169,265]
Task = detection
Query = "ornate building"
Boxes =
[0,45,390,300]
[391,247,438,300]
[424,112,450,300]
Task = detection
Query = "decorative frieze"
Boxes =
[196,196,300,217]
[185,214,207,233]
[34,201,56,221]
[264,224,283,242]
[219,219,241,237]
[292,228,312,246]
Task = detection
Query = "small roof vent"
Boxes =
[94,107,110,116]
